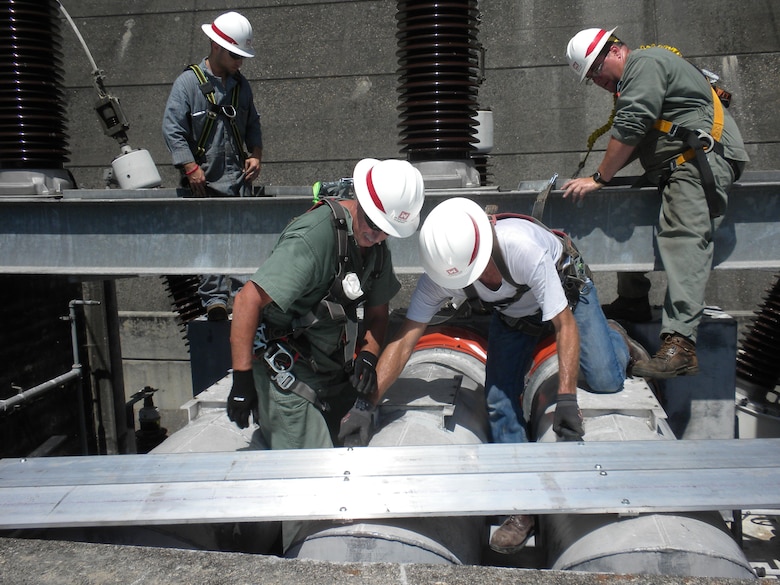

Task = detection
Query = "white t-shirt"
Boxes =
[407,217,569,324]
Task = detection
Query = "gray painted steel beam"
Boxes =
[0,181,777,276]
[0,439,778,529]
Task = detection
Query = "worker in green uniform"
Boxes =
[226,157,424,552]
[562,27,749,378]
[227,158,425,450]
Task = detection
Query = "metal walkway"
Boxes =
[1,439,778,529]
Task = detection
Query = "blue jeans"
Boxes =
[198,274,249,308]
[484,278,629,443]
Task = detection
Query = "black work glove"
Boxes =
[553,393,584,441]
[227,370,258,429]
[349,351,378,396]
[338,398,376,447]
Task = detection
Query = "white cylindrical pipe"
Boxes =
[523,337,755,579]
[289,330,489,565]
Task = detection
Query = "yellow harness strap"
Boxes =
[654,86,724,167]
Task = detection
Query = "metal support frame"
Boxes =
[0,180,777,276]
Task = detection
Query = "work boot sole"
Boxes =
[488,530,533,554]
[631,361,699,379]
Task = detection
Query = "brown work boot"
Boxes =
[489,514,534,554]
[632,334,699,379]
[607,319,651,378]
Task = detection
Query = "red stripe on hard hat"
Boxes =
[469,215,480,265]
[211,23,238,46]
[365,167,386,212]
[586,29,607,57]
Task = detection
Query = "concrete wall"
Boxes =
[59,0,780,190]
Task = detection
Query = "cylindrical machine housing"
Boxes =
[288,328,489,565]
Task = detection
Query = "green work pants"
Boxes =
[656,152,735,342]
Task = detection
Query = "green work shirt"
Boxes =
[251,201,400,389]
[612,47,749,171]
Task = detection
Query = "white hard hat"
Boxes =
[202,12,255,58]
[418,197,493,289]
[353,158,425,238]
[565,27,617,82]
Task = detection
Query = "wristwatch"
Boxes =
[591,170,609,185]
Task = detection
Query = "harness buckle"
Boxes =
[220,105,237,119]
[696,129,715,153]
[263,342,295,374]
[274,371,296,390]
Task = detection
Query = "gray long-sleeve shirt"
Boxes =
[162,58,262,196]
[612,47,748,170]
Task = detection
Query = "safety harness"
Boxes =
[187,64,247,163]
[652,85,727,217]
[456,212,591,336]
[253,197,385,411]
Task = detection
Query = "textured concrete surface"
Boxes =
[58,1,780,190]
[0,536,774,585]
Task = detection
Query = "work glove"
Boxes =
[349,351,378,396]
[227,370,258,429]
[338,398,376,447]
[553,393,584,441]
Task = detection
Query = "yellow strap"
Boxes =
[655,86,725,167]
[188,65,216,104]
[654,86,724,138]
[709,86,724,141]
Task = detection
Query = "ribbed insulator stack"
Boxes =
[161,275,205,343]
[736,273,780,402]
[396,0,480,162]
[0,0,70,169]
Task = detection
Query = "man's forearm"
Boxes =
[371,319,428,405]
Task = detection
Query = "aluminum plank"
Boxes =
[0,468,778,529]
[0,439,777,488]
[0,440,778,529]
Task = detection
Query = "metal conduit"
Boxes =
[0,368,82,414]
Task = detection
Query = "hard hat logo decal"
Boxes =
[397,211,410,221]
[446,267,461,276]
[365,168,386,212]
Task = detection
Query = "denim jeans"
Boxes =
[484,278,629,444]
[198,274,249,308]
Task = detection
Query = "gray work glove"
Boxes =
[349,351,378,395]
[227,370,258,429]
[338,398,376,447]
[553,393,584,441]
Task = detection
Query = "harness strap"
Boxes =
[187,65,246,163]
[274,376,330,412]
[652,86,726,217]
[462,213,589,313]
[263,198,380,371]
